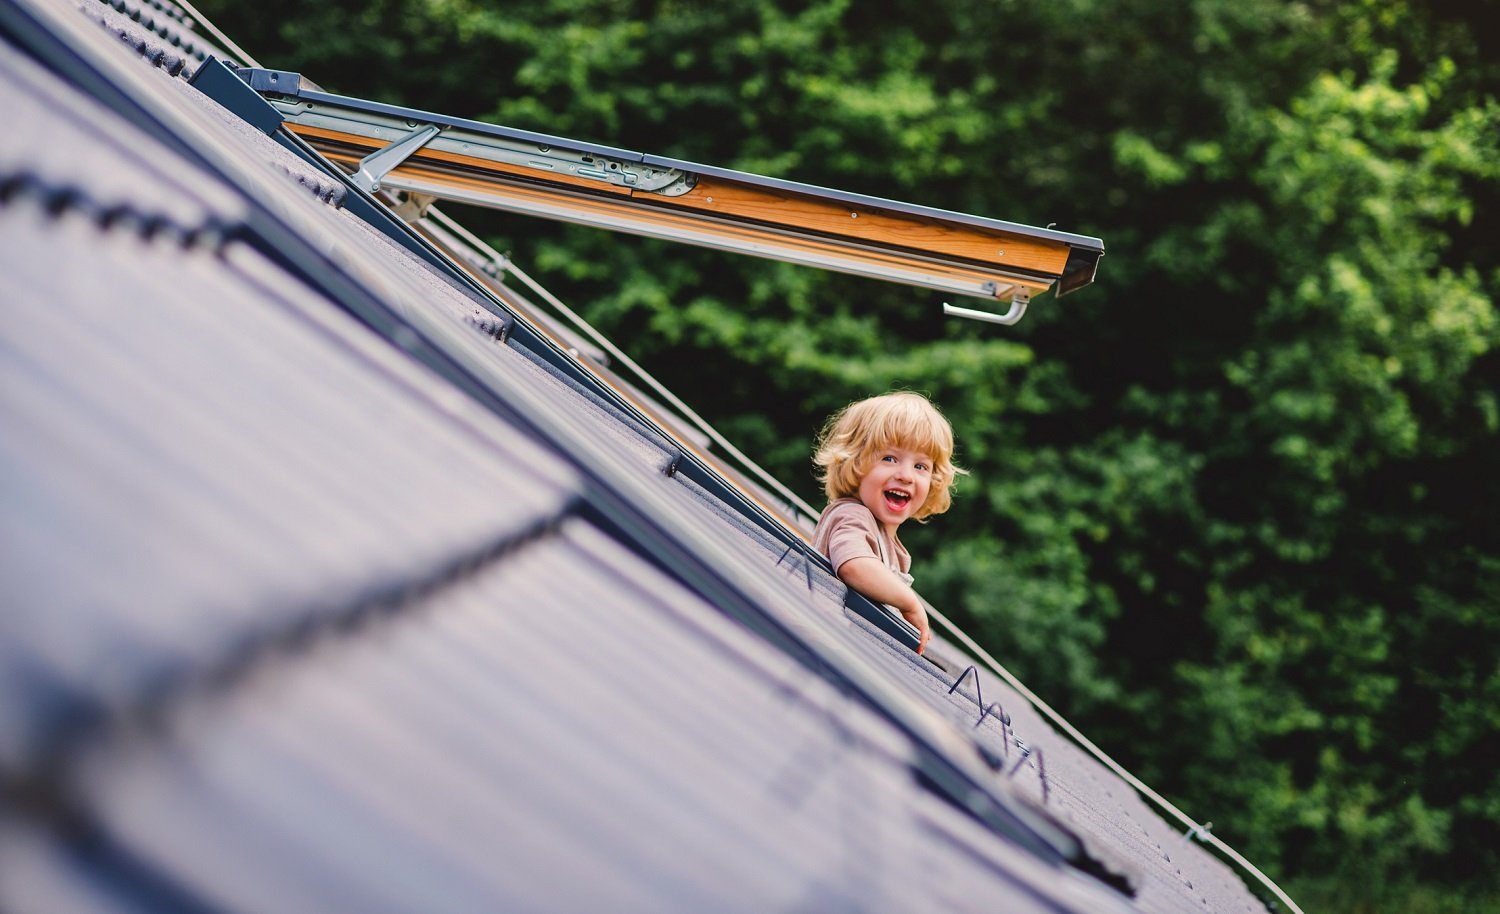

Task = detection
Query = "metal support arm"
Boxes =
[351,123,441,193]
[942,290,1030,326]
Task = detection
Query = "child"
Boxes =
[811,391,962,655]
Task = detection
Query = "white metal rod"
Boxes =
[943,296,1029,325]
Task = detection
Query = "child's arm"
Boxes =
[836,556,932,655]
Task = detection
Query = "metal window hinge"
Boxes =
[352,123,442,194]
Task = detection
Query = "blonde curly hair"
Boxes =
[812,391,963,521]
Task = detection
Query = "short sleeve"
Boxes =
[813,502,883,573]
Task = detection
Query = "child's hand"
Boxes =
[904,604,932,655]
[836,556,932,655]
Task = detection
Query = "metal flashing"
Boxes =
[188,56,281,135]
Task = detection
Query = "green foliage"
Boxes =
[1161,48,1500,878]
[199,0,1500,907]
[1290,872,1500,914]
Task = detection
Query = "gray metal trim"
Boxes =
[288,86,646,162]
[266,94,693,194]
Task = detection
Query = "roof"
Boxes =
[0,1,1275,912]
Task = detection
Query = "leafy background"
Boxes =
[198,0,1499,910]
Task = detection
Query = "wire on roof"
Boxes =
[167,0,258,67]
[426,206,821,523]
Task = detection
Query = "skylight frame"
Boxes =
[244,70,1104,312]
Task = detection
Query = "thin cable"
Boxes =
[171,0,262,69]
[426,206,820,521]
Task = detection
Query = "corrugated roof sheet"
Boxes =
[0,1,1272,911]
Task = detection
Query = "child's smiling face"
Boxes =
[858,446,934,535]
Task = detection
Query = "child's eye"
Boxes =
[881,454,898,463]
[915,462,930,472]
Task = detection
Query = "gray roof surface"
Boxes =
[0,1,1271,911]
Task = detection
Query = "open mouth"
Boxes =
[883,490,912,512]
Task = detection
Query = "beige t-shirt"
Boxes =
[811,497,913,583]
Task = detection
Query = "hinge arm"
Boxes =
[351,124,441,193]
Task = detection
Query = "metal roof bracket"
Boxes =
[1009,746,1050,804]
[948,664,984,709]
[975,702,1012,753]
[352,123,441,194]
[943,288,1030,326]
